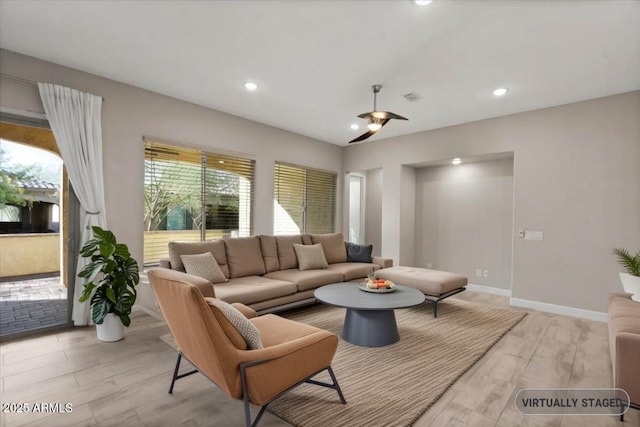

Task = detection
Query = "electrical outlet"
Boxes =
[483,270,489,277]
[476,269,482,277]
[426,263,432,268]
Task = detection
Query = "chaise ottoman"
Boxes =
[375,266,467,317]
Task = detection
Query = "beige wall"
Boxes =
[0,49,343,267]
[345,91,640,313]
[415,157,514,290]
[0,234,60,277]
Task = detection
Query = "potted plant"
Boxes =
[79,226,140,341]
[613,247,640,303]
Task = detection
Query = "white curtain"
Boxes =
[38,83,107,326]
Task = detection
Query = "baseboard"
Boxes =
[510,297,607,322]
[465,283,512,297]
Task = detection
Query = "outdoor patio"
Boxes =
[0,276,68,337]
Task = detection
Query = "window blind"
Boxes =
[273,162,336,235]
[144,139,254,265]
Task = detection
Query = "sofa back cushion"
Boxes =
[223,236,266,278]
[276,235,303,270]
[346,242,373,263]
[181,252,228,284]
[259,235,280,273]
[168,239,230,278]
[293,243,329,271]
[310,233,347,264]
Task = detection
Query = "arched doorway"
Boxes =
[0,121,75,337]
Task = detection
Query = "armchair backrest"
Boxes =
[148,268,244,398]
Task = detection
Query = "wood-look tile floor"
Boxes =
[1,291,638,427]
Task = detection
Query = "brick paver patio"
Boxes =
[0,276,69,337]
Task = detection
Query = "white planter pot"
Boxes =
[96,313,124,342]
[619,273,640,303]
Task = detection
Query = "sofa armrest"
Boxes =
[372,256,393,269]
[614,332,640,405]
[232,303,257,319]
[159,258,172,269]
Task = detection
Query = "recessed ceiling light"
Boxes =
[492,87,508,97]
[413,0,433,5]
[243,82,258,91]
[452,158,462,165]
[350,124,359,130]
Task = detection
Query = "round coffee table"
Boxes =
[314,282,425,347]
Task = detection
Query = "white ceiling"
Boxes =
[1,1,639,146]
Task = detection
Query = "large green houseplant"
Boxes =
[613,247,640,303]
[79,226,140,340]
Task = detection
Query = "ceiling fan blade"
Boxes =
[348,119,390,143]
[357,111,408,121]
[378,111,408,121]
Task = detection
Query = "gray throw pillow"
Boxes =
[346,242,373,263]
[207,298,263,350]
[181,252,228,284]
[293,243,329,271]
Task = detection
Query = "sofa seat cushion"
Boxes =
[375,266,467,296]
[264,269,344,292]
[213,276,297,305]
[327,262,379,281]
[251,313,323,348]
[223,236,266,278]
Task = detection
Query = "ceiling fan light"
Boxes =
[367,121,382,131]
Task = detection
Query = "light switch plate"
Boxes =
[524,230,544,241]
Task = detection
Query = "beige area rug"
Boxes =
[160,299,526,427]
[268,299,526,427]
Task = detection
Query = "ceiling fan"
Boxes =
[349,84,408,143]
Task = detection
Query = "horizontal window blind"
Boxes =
[144,139,254,265]
[273,162,336,235]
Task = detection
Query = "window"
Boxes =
[273,162,336,235]
[144,138,254,265]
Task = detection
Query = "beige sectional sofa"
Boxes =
[137,233,392,316]
[608,292,640,418]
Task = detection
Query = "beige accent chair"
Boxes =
[148,268,346,427]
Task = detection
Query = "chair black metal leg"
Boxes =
[169,353,182,394]
[241,362,346,427]
[327,365,346,404]
[433,301,438,318]
[168,352,199,394]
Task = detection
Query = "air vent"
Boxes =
[403,92,422,103]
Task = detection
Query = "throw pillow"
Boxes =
[206,298,263,350]
[346,242,373,263]
[293,243,329,271]
[181,252,228,284]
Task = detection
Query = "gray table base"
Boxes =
[342,308,399,347]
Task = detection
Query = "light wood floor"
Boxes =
[1,291,637,427]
